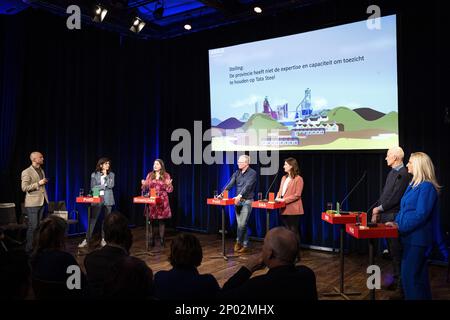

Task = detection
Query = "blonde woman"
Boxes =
[386,152,441,300]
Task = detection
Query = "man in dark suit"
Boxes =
[220,227,317,301]
[371,146,410,298]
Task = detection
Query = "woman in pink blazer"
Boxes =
[276,157,304,249]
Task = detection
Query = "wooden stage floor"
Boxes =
[68,227,450,300]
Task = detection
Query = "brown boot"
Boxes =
[237,246,249,254]
[234,242,242,252]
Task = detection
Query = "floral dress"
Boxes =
[142,172,173,219]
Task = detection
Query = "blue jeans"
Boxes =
[235,200,252,247]
[26,206,45,252]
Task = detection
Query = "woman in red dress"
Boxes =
[141,159,173,247]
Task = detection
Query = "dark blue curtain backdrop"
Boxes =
[1,1,449,255]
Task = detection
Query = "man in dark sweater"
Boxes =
[222,155,257,254]
[84,212,153,298]
[371,146,410,298]
[220,227,317,301]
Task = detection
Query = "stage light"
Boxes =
[184,23,192,31]
[130,17,146,33]
[254,6,262,14]
[93,5,108,22]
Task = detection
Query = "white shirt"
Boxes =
[281,176,292,197]
[100,175,106,196]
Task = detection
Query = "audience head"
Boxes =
[32,215,67,256]
[103,211,132,252]
[407,152,441,191]
[103,256,153,299]
[262,227,299,268]
[169,233,203,268]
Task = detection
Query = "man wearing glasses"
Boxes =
[222,155,257,254]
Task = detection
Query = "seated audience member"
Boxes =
[102,255,154,299]
[220,227,317,301]
[154,233,220,301]
[0,249,31,299]
[84,211,152,298]
[30,215,85,299]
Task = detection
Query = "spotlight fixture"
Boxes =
[130,17,146,33]
[254,6,262,14]
[184,23,192,31]
[93,4,108,22]
[153,1,164,19]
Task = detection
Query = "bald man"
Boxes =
[220,227,317,301]
[21,151,49,253]
[371,146,410,298]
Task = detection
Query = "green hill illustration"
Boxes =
[241,113,288,132]
[327,106,398,132]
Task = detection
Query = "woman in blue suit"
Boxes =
[78,157,115,248]
[387,152,441,300]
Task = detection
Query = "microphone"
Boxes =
[220,171,236,197]
[366,200,378,214]
[338,171,367,213]
[363,200,379,227]
[262,171,280,202]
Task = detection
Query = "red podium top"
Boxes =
[252,201,286,210]
[346,223,398,239]
[133,196,161,204]
[76,196,102,204]
[321,211,359,224]
[207,198,235,206]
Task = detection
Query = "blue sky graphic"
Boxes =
[209,15,398,121]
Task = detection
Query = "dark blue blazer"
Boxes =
[395,181,440,247]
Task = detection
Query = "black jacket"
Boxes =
[378,166,411,221]
[220,264,317,301]
[84,245,128,298]
[154,266,220,301]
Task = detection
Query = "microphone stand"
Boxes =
[337,171,367,214]
[323,171,366,300]
[262,172,279,202]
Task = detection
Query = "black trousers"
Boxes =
[280,215,301,248]
[381,212,403,288]
[88,205,112,240]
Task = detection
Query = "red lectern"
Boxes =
[321,210,362,300]
[206,190,235,260]
[76,196,102,245]
[346,223,398,300]
[252,194,285,234]
[133,192,161,253]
